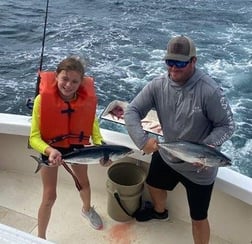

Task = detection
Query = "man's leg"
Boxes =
[183,178,214,244]
[192,218,210,244]
[147,184,167,213]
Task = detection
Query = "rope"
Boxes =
[61,162,82,191]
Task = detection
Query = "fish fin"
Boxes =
[34,164,42,174]
[99,158,113,167]
[30,155,49,173]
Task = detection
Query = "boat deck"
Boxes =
[0,169,231,244]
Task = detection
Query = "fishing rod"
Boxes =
[35,0,50,97]
[26,0,50,109]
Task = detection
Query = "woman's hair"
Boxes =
[56,56,86,77]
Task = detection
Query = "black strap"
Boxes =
[113,192,142,217]
[114,192,132,216]
[47,132,88,145]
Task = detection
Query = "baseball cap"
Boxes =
[164,36,196,61]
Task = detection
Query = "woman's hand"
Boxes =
[45,147,62,166]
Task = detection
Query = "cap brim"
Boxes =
[164,53,191,62]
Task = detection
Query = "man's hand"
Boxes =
[193,162,208,173]
[142,138,159,154]
[193,144,215,172]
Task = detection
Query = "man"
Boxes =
[124,35,235,244]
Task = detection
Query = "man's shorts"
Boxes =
[146,151,214,220]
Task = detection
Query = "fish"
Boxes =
[158,140,231,167]
[30,144,134,173]
[109,105,124,120]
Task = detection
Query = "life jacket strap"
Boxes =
[61,101,75,114]
[48,132,88,145]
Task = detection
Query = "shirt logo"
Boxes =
[192,106,202,113]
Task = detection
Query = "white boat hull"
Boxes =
[0,113,251,243]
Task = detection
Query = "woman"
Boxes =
[29,56,104,239]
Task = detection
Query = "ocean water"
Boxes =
[0,0,251,177]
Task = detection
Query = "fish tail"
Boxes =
[30,155,48,173]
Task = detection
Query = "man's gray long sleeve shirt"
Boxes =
[124,69,235,185]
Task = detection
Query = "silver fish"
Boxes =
[158,141,231,167]
[31,144,134,173]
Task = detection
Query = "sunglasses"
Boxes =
[165,59,190,68]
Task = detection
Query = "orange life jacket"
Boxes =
[39,71,97,148]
